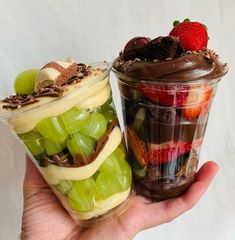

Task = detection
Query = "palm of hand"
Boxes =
[21,157,218,240]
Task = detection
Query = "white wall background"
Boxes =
[0,0,234,239]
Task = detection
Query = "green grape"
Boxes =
[116,148,132,190]
[57,180,73,193]
[68,178,97,212]
[99,106,116,123]
[19,131,45,156]
[66,132,95,157]
[97,96,112,112]
[36,116,68,144]
[99,147,125,173]
[14,69,39,95]
[98,147,132,195]
[99,148,121,174]
[116,160,132,191]
[60,107,89,134]
[78,112,107,140]
[96,172,123,199]
[92,170,100,181]
[44,139,66,156]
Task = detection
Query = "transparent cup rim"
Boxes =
[112,65,228,85]
[0,61,112,120]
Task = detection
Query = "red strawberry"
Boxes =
[140,84,189,107]
[147,141,192,164]
[183,84,213,119]
[169,21,208,51]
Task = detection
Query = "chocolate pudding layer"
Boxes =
[135,174,196,201]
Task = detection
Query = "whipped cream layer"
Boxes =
[0,68,110,134]
[113,50,228,81]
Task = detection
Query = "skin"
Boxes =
[21,156,218,240]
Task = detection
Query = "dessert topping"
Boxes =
[122,36,185,61]
[1,60,92,110]
[144,36,185,61]
[2,95,39,109]
[2,86,64,109]
[35,61,78,92]
[123,37,150,61]
[169,19,208,51]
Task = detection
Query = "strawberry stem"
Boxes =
[183,18,190,22]
[173,20,180,27]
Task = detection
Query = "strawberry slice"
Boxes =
[183,84,213,119]
[127,127,147,166]
[140,84,189,107]
[147,139,202,164]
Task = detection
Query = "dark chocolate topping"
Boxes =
[123,37,150,60]
[113,36,228,81]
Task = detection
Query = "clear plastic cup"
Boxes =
[113,67,227,201]
[0,62,132,225]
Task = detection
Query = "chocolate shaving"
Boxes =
[55,63,78,86]
[34,86,64,97]
[2,95,39,109]
[1,86,64,109]
[41,119,118,168]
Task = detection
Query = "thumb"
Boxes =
[23,155,50,195]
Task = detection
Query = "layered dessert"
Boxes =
[113,19,228,200]
[0,59,132,222]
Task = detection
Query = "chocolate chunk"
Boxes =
[144,36,185,61]
[123,37,150,61]
[147,107,178,125]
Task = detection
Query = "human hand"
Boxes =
[21,156,218,240]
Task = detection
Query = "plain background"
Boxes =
[0,0,234,239]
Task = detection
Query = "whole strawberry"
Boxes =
[169,19,208,51]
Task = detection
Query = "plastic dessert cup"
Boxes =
[113,69,227,201]
[0,62,132,225]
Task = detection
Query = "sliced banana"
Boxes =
[34,60,77,92]
[78,83,111,110]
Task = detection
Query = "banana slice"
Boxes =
[35,61,78,92]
